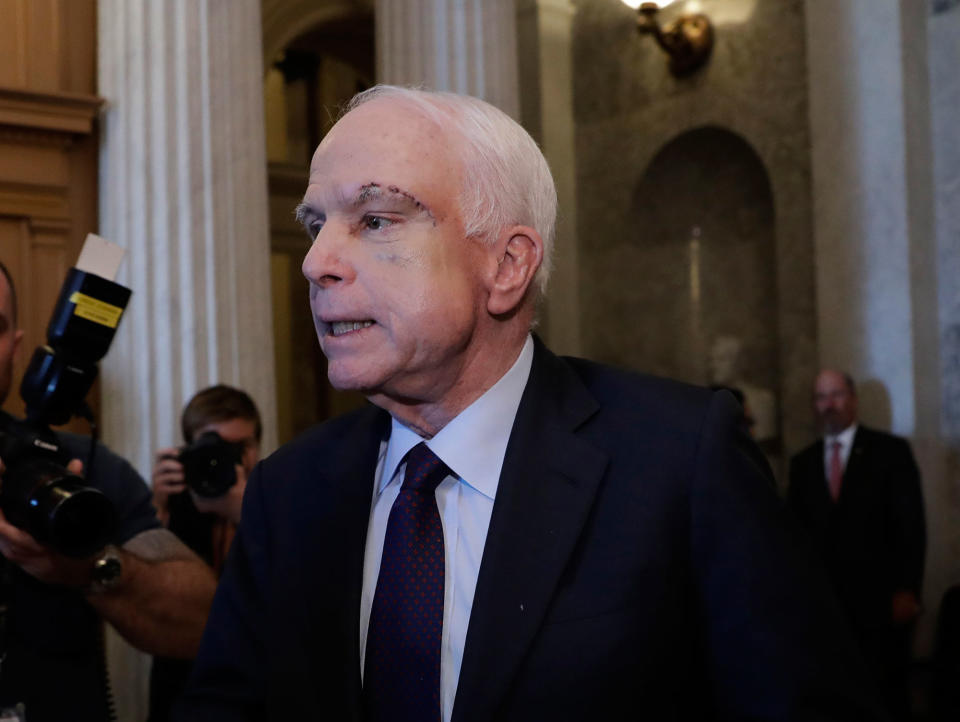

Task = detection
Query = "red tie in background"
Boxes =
[364,442,449,722]
[828,440,843,501]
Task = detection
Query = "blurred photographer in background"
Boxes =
[148,384,261,721]
[0,260,217,722]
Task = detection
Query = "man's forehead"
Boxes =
[199,418,257,439]
[815,372,848,392]
[311,99,450,164]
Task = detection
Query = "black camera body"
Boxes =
[179,431,243,498]
[0,414,116,558]
[0,267,130,557]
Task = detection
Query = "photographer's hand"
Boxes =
[192,462,247,525]
[2,455,217,658]
[0,507,98,586]
[152,448,186,526]
[0,457,98,587]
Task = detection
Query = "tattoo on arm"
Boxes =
[122,528,201,563]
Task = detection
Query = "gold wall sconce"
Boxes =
[621,1,714,77]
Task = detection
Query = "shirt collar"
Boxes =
[826,422,858,448]
[380,335,535,500]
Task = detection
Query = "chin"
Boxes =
[326,364,380,395]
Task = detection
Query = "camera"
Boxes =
[0,416,116,558]
[178,431,244,498]
[0,265,130,557]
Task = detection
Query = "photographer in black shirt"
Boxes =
[0,261,217,721]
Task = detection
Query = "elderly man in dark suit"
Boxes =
[788,369,926,720]
[177,87,887,721]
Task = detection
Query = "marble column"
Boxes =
[805,0,960,655]
[97,0,275,717]
[926,0,960,651]
[375,0,520,119]
[806,0,916,431]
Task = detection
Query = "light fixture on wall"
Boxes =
[621,1,714,77]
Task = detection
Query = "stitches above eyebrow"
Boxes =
[354,181,434,221]
[386,185,427,214]
[357,182,381,203]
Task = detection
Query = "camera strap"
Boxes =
[76,400,99,482]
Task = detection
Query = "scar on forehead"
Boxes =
[356,182,436,224]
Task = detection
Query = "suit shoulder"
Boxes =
[856,425,916,458]
[264,404,386,467]
[857,425,907,445]
[560,355,714,433]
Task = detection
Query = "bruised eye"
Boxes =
[363,215,393,231]
[306,220,323,240]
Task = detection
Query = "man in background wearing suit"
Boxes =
[788,369,926,720]
[179,87,887,721]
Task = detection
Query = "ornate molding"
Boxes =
[0,124,76,148]
[0,185,70,222]
[0,86,103,135]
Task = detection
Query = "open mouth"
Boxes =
[330,320,374,337]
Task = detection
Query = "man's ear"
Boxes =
[13,329,23,356]
[487,225,543,316]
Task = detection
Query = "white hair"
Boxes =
[345,85,557,296]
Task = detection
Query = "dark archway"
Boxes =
[591,126,778,401]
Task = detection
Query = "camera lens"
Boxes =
[180,431,241,498]
[34,479,117,558]
[1,457,117,558]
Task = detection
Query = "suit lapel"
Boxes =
[452,339,608,722]
[840,426,868,499]
[295,407,389,717]
[808,439,831,506]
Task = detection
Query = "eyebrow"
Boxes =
[293,203,316,239]
[294,203,314,226]
[294,182,437,238]
[353,183,434,220]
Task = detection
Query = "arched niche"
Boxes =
[594,125,779,417]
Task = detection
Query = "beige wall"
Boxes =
[0,0,100,431]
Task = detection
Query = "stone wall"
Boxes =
[571,0,815,470]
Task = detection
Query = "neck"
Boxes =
[371,330,530,438]
[825,422,856,437]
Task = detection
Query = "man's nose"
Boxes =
[301,225,354,288]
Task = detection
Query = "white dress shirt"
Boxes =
[823,423,858,482]
[359,335,534,722]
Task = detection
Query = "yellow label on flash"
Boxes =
[69,292,124,329]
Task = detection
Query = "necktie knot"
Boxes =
[402,442,449,494]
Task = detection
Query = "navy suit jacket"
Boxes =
[178,340,885,720]
[787,426,926,633]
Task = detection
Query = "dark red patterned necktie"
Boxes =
[364,442,449,722]
[828,440,843,501]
